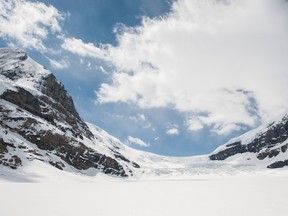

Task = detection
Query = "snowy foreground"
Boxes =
[1,162,288,216]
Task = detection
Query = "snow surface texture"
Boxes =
[0,170,288,216]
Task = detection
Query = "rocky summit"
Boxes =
[0,48,140,177]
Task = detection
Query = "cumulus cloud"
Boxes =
[166,124,180,135]
[166,128,179,136]
[61,37,107,59]
[60,0,288,135]
[126,136,150,147]
[186,116,204,132]
[0,0,64,51]
[95,0,288,134]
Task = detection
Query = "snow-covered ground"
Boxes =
[1,159,288,216]
[1,168,288,216]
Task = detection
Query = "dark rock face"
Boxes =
[24,131,127,176]
[0,89,131,176]
[1,88,43,119]
[1,86,93,140]
[267,160,288,169]
[0,138,22,169]
[256,146,283,160]
[42,74,80,120]
[114,153,140,168]
[209,142,246,160]
[48,160,64,170]
[210,115,288,168]
[58,145,127,176]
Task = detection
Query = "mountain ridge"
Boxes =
[1,47,288,181]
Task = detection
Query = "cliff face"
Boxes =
[42,74,81,120]
[210,114,288,168]
[0,48,139,177]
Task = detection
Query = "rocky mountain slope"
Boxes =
[0,48,140,177]
[210,113,288,169]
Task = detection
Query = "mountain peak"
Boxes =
[0,47,81,121]
[0,47,50,96]
[0,48,140,177]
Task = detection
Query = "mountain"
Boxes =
[210,113,288,169]
[1,47,288,181]
[0,48,140,177]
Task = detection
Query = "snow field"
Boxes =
[1,173,288,216]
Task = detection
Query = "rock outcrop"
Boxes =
[210,114,288,168]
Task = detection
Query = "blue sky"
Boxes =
[1,0,288,156]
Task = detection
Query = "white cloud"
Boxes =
[186,117,204,132]
[0,0,64,51]
[91,0,288,134]
[166,128,179,136]
[57,0,288,135]
[166,124,180,135]
[49,58,70,70]
[126,136,150,147]
[61,37,106,59]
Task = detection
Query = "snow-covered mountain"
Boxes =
[210,113,288,169]
[1,47,288,181]
[0,48,141,177]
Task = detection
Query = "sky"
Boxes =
[1,0,288,156]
